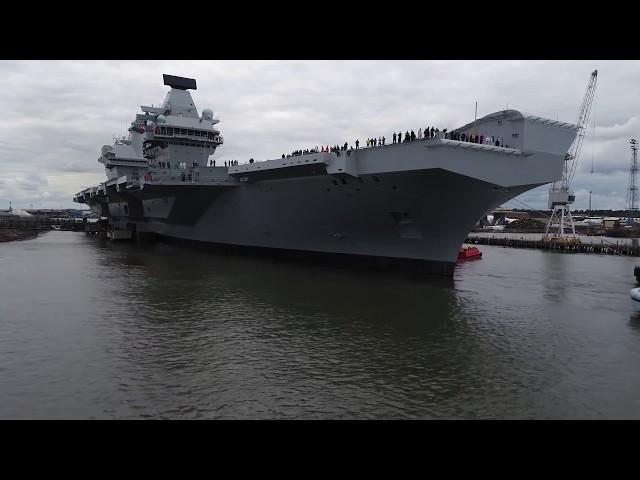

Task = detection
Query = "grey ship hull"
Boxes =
[138,168,532,275]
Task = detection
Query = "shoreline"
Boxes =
[0,228,42,243]
[466,233,639,256]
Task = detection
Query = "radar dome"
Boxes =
[156,115,166,124]
[202,108,214,121]
[101,145,113,156]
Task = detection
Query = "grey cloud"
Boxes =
[0,173,49,200]
[595,116,640,140]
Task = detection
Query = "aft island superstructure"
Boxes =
[74,74,577,275]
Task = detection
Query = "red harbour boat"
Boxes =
[457,246,482,261]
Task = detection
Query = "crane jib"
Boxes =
[546,70,598,238]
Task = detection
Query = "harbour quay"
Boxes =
[465,232,640,256]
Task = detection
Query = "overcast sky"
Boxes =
[1,60,638,211]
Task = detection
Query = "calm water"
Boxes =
[1,231,640,419]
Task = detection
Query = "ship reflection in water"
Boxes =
[1,231,640,419]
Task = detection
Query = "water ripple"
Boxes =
[1,232,640,418]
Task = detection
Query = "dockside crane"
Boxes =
[545,69,598,238]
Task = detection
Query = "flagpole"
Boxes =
[474,101,478,136]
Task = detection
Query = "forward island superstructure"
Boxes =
[74,74,578,275]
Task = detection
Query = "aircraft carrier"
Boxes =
[74,74,578,275]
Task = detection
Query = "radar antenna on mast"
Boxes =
[545,69,598,238]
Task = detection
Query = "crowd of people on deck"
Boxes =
[283,142,354,158]
[208,125,508,169]
[277,125,507,160]
[203,159,250,167]
[153,122,510,173]
[387,126,505,146]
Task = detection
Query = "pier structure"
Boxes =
[466,233,639,256]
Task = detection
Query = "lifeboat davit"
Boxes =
[457,246,482,261]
